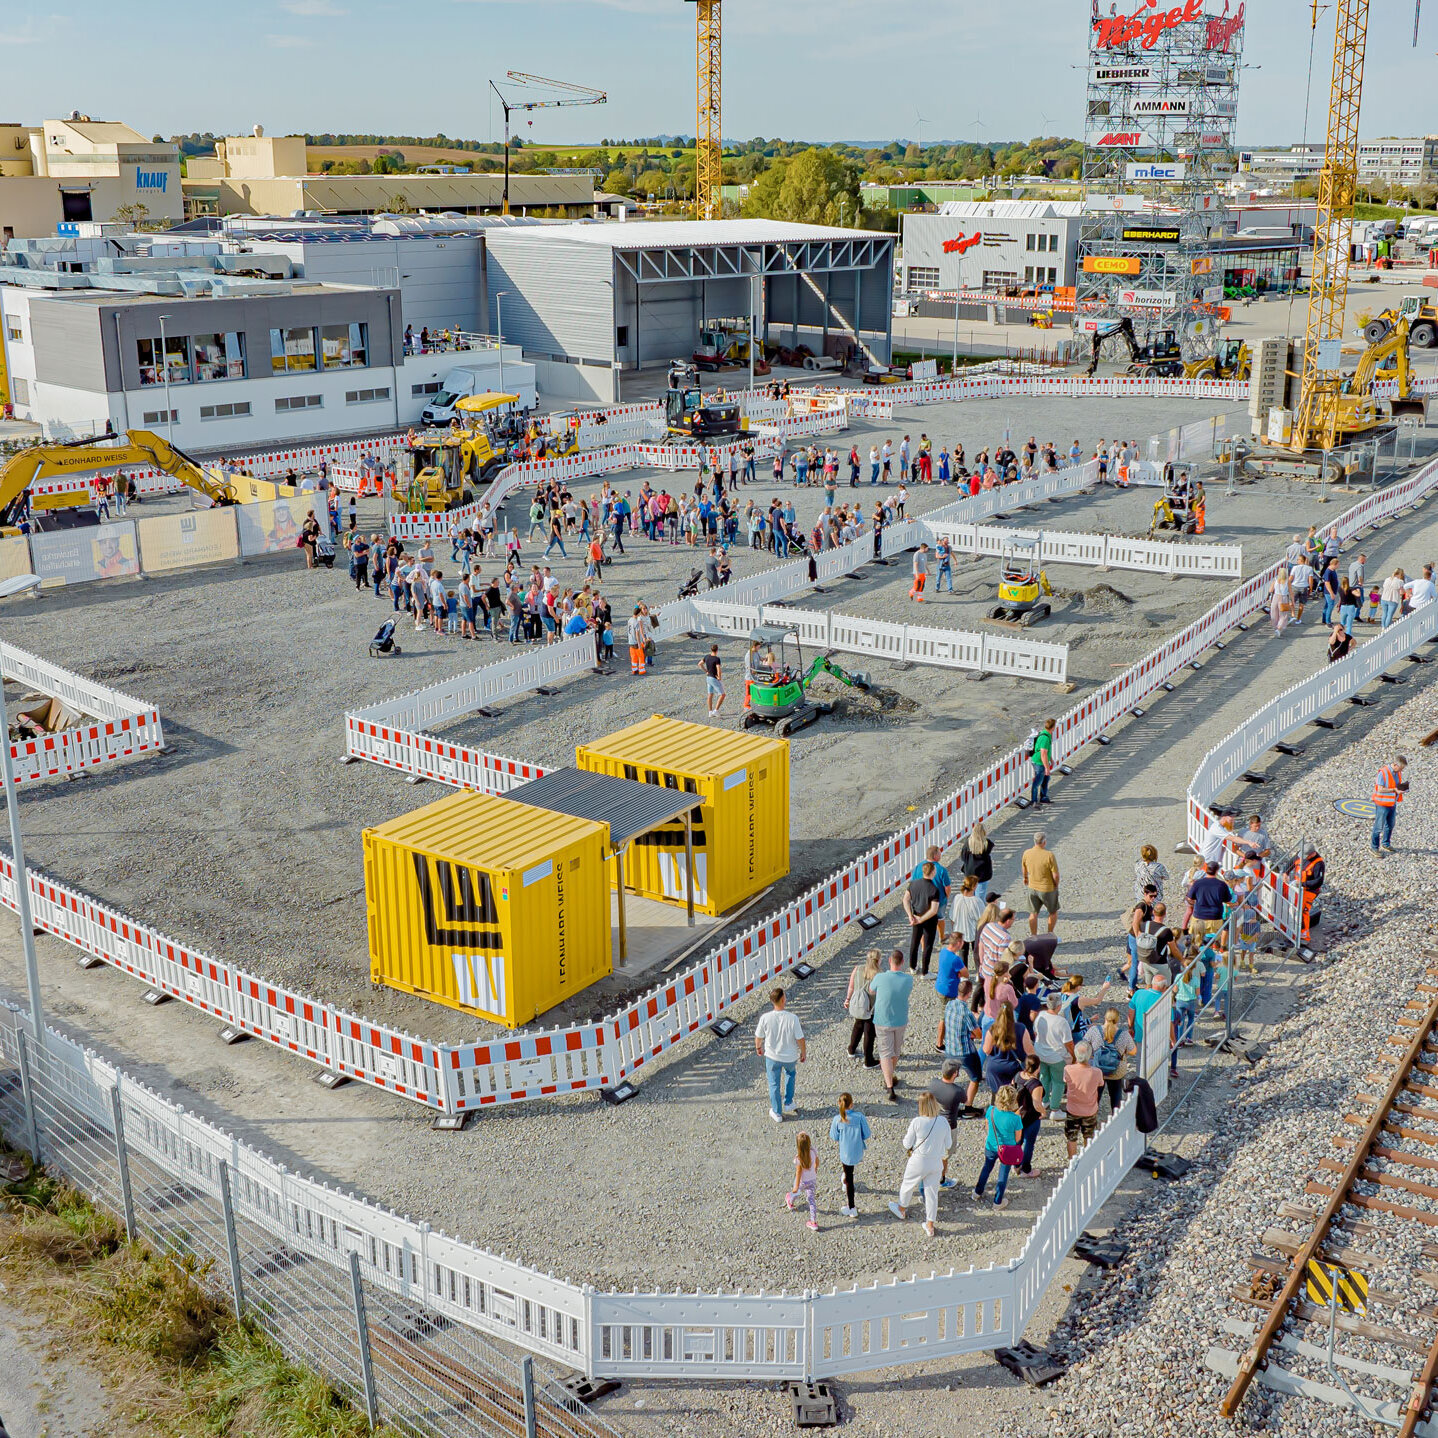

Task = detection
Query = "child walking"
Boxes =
[828,1093,871,1219]
[785,1131,820,1231]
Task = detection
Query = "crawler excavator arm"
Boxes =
[0,430,237,529]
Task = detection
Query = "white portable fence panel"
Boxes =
[590,1294,809,1381]
[809,1264,1019,1379]
[1010,1095,1147,1332]
[926,521,1241,580]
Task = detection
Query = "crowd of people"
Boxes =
[759,806,1299,1236]
[1270,523,1436,656]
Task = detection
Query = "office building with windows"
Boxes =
[899,201,1084,295]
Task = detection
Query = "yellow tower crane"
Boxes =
[688,0,722,221]
[1289,0,1371,455]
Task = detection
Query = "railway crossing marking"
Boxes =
[1305,1259,1368,1315]
[1332,797,1376,819]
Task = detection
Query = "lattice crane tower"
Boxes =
[1291,0,1370,453]
[690,0,722,221]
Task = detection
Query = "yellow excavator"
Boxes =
[1325,313,1425,444]
[400,392,517,513]
[0,430,278,533]
[1185,338,1251,382]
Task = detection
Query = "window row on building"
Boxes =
[136,323,370,387]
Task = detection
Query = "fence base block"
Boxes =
[313,1070,350,1091]
[1073,1232,1129,1269]
[600,1082,639,1106]
[141,990,170,1007]
[993,1342,1067,1387]
[788,1381,839,1428]
[217,1026,249,1046]
[1135,1150,1192,1182]
[564,1377,620,1405]
[431,1111,471,1132]
[76,954,105,970]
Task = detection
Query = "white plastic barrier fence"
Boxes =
[0,642,164,785]
[690,599,1069,684]
[876,374,1250,408]
[924,521,1243,580]
[0,992,1158,1387]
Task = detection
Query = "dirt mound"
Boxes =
[1077,583,1135,614]
[808,672,919,723]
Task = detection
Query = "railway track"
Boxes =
[1208,965,1438,1434]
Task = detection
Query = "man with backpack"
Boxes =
[1133,902,1183,990]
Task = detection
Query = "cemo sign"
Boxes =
[1093,0,1204,51]
[1083,256,1143,275]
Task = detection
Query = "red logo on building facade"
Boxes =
[942,232,982,255]
[1206,2,1245,52]
[1092,0,1204,51]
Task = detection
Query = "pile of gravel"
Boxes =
[1003,682,1438,1438]
[808,671,919,723]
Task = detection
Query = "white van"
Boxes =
[421,363,537,425]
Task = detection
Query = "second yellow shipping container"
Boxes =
[575,715,789,917]
[364,790,611,1028]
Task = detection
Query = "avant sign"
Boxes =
[1093,0,1204,51]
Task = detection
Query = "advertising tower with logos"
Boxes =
[1077,1,1246,362]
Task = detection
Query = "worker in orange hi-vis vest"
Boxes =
[1286,845,1326,943]
[1371,755,1409,854]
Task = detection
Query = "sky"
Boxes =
[2,0,1434,149]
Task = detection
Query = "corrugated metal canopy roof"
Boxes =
[506,768,698,850]
[487,219,881,250]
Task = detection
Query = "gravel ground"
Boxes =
[0,398,1433,1434]
[0,395,1348,1054]
[998,681,1438,1438]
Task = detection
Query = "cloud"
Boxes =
[266,31,315,45]
[281,0,347,14]
[0,14,68,44]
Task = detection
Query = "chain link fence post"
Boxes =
[218,1160,245,1321]
[347,1250,379,1430]
[109,1086,136,1242]
[15,1026,40,1166]
[522,1354,539,1438]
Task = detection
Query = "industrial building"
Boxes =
[899,201,1085,294]
[180,130,594,220]
[0,228,536,446]
[484,219,897,403]
[0,116,183,239]
[1240,136,1438,190]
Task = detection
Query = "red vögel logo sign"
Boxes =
[1206,2,1245,52]
[1093,0,1204,50]
[942,232,982,255]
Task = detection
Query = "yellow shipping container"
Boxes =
[575,715,789,917]
[364,791,611,1028]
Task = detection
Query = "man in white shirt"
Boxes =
[1200,813,1235,866]
[1406,564,1437,610]
[1285,534,1307,566]
[1289,560,1314,623]
[754,987,805,1121]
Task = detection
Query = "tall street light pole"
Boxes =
[158,313,176,443]
[494,292,508,396]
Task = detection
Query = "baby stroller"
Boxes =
[677,569,704,600]
[316,535,336,569]
[369,618,402,656]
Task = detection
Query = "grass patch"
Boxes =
[0,1148,400,1437]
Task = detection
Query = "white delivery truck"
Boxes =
[421,362,537,425]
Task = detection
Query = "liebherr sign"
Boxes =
[1094,64,1155,83]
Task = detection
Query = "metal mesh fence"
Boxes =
[0,1007,621,1438]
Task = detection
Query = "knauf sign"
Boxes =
[136,171,169,193]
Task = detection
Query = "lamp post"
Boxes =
[0,681,46,1047]
[494,292,507,396]
[157,313,176,442]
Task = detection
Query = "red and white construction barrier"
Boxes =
[0,642,164,785]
